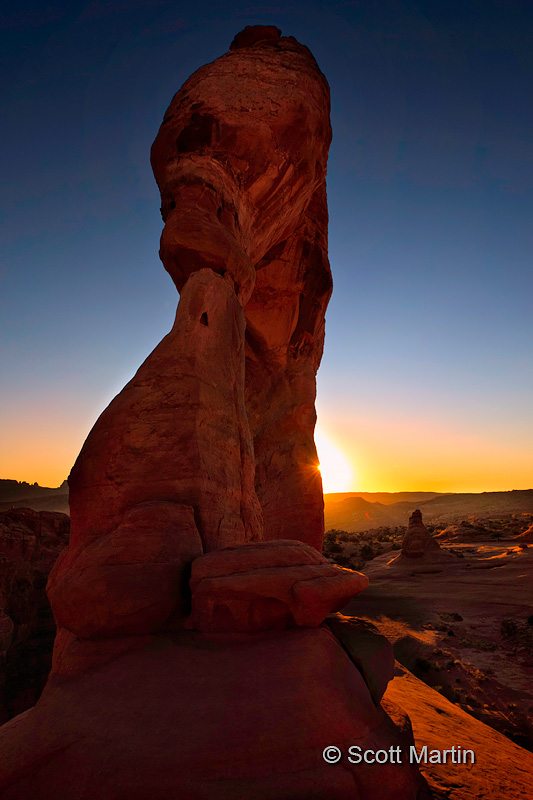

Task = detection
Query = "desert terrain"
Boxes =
[322,506,533,798]
[1,487,533,797]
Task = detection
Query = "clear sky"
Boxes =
[1,0,532,493]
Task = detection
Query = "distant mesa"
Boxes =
[0,479,69,515]
[324,489,533,533]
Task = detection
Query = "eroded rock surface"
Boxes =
[51,269,262,647]
[0,509,69,723]
[245,184,332,550]
[327,613,395,704]
[0,628,427,800]
[67,269,261,558]
[0,27,427,800]
[48,502,202,639]
[515,523,533,542]
[402,510,440,558]
[187,540,368,632]
[151,25,332,552]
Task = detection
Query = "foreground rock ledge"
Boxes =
[187,539,369,632]
[0,628,427,799]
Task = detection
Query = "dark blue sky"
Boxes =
[1,0,532,491]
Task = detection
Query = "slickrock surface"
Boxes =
[385,665,533,800]
[402,510,440,558]
[345,541,533,751]
[435,522,491,541]
[515,523,533,542]
[0,628,427,800]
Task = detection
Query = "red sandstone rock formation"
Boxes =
[245,183,332,550]
[0,28,428,799]
[402,510,440,558]
[326,614,395,705]
[187,540,368,632]
[47,23,335,645]
[49,269,262,643]
[515,523,533,542]
[0,624,427,800]
[0,509,69,723]
[67,269,260,556]
[151,24,332,551]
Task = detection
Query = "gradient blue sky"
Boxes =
[1,0,532,491]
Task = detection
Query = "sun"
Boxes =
[314,426,354,493]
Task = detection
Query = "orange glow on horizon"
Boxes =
[1,406,532,494]
[314,409,533,495]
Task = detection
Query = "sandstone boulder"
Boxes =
[48,502,202,639]
[187,540,368,633]
[326,613,395,704]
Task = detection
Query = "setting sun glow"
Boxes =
[315,427,354,493]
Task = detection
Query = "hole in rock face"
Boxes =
[200,312,208,326]
[176,113,218,153]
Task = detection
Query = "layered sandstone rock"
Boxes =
[0,509,69,723]
[0,626,427,800]
[187,540,368,632]
[245,183,332,550]
[402,510,440,558]
[67,268,261,557]
[326,614,395,705]
[0,27,428,800]
[50,269,261,644]
[46,23,335,644]
[514,523,533,543]
[151,24,332,552]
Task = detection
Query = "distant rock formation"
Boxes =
[402,510,440,558]
[515,523,533,543]
[0,27,427,799]
[435,520,489,541]
[0,480,69,515]
[0,509,69,723]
